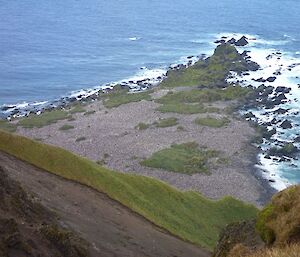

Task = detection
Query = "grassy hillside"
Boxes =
[0,130,258,250]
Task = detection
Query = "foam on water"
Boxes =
[217,33,300,190]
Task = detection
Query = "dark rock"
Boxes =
[241,50,250,58]
[273,93,287,102]
[255,77,267,83]
[280,120,293,129]
[235,36,249,46]
[269,143,299,158]
[266,76,276,82]
[275,86,291,94]
[243,112,255,119]
[227,38,237,44]
[214,40,226,44]
[1,105,16,111]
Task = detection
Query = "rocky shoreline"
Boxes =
[4,35,297,205]
[0,55,203,120]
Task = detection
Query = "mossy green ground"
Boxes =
[154,117,178,128]
[160,44,252,88]
[59,124,75,131]
[195,116,230,128]
[141,142,218,174]
[135,122,150,130]
[0,131,258,250]
[69,104,86,114]
[156,86,250,114]
[102,86,153,108]
[18,110,71,128]
[0,120,17,132]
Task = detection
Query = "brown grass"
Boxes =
[256,185,300,245]
[229,244,300,257]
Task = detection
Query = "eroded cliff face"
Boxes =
[0,166,89,257]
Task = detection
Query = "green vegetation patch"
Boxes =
[256,185,300,245]
[135,122,150,130]
[0,131,258,250]
[154,117,178,128]
[84,110,96,116]
[141,142,218,174]
[0,120,17,133]
[59,124,75,131]
[156,86,250,114]
[195,116,230,128]
[18,110,71,128]
[69,104,86,114]
[102,86,152,108]
[135,118,178,130]
[157,103,207,114]
[160,44,253,88]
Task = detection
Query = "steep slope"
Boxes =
[0,130,258,250]
[0,151,209,257]
[213,185,300,257]
[0,165,89,257]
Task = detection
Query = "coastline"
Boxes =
[14,86,272,207]
[4,35,297,206]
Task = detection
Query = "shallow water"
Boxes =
[0,0,300,188]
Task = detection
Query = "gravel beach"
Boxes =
[16,88,272,206]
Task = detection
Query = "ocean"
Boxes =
[0,0,300,189]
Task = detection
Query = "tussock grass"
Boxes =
[59,124,75,131]
[256,185,300,245]
[229,243,300,257]
[103,87,152,108]
[156,86,250,114]
[0,131,258,250]
[69,104,86,114]
[135,122,150,130]
[0,120,17,133]
[18,110,71,128]
[155,117,178,128]
[157,103,208,114]
[141,142,218,174]
[195,116,230,128]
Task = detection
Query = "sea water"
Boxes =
[0,0,300,189]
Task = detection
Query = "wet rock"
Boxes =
[241,50,250,58]
[275,87,291,94]
[254,77,267,83]
[227,38,237,44]
[1,105,16,111]
[266,76,276,82]
[243,112,255,119]
[214,40,226,44]
[235,36,249,46]
[280,120,292,129]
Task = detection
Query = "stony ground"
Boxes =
[16,87,269,206]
